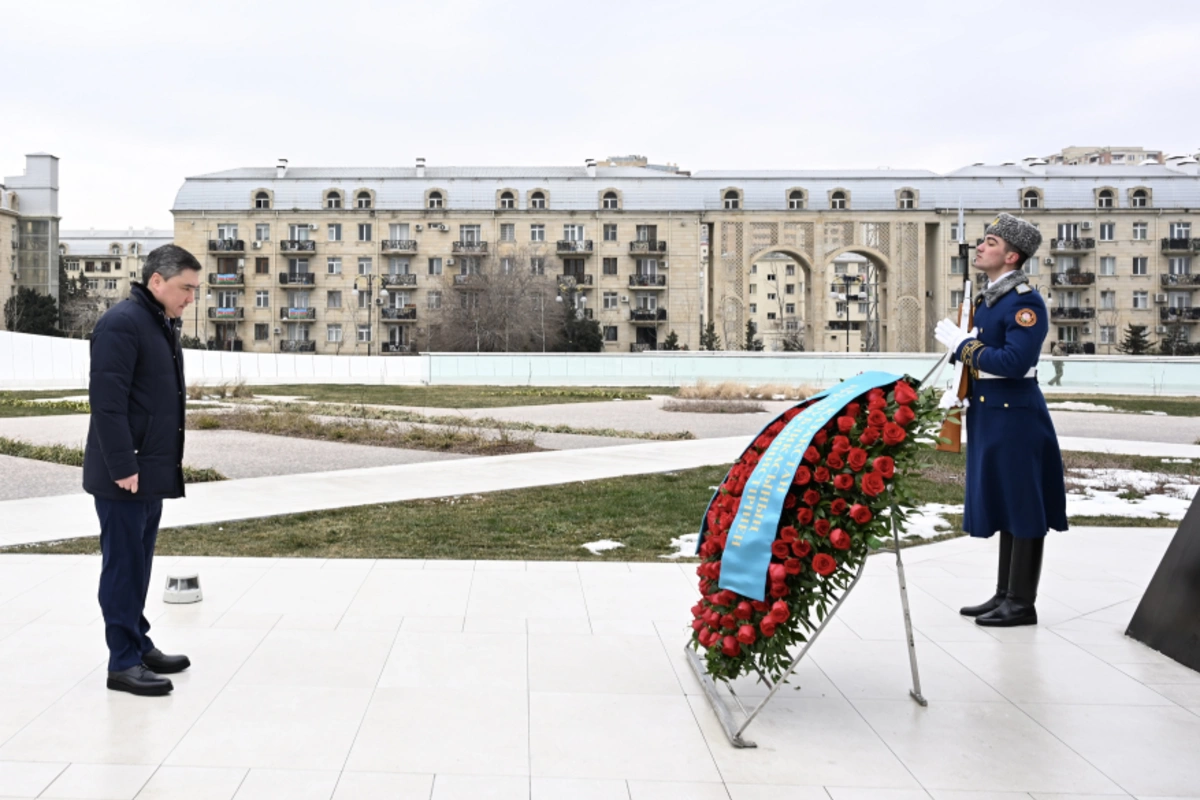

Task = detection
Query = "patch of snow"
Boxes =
[659,532,699,559]
[1162,458,1193,464]
[581,539,625,555]
[1141,410,1168,416]
[899,504,962,540]
[31,395,88,403]
[1047,401,1117,413]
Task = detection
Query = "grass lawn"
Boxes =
[0,392,90,418]
[1045,393,1200,417]
[0,437,225,483]
[237,384,674,409]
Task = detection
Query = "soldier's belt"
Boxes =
[976,367,1038,380]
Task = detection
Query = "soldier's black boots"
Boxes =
[976,536,1044,627]
[960,531,1013,617]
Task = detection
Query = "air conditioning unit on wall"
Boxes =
[1156,325,1168,334]
[1155,294,1167,303]
[1044,257,1055,265]
[1080,221,1092,230]
[252,241,262,249]
[1082,326,1092,334]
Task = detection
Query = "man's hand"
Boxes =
[938,390,970,411]
[934,318,978,352]
[116,474,139,494]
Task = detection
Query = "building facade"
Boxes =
[57,229,174,334]
[172,156,1200,355]
[1,154,61,325]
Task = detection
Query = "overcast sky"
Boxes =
[6,0,1198,230]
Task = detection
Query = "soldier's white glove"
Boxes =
[937,389,971,411]
[934,318,978,352]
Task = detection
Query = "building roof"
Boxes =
[59,229,173,257]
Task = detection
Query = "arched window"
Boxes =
[788,190,805,210]
[110,244,121,255]
[830,191,846,210]
[1097,189,1114,209]
[58,244,67,255]
[602,191,619,210]
[530,191,546,209]
[1131,188,1148,208]
[723,190,740,210]
[500,191,515,210]
[356,191,372,209]
[898,190,915,210]
[1022,189,1040,209]
[129,243,138,255]
[326,191,343,209]
[255,191,271,209]
[428,191,443,209]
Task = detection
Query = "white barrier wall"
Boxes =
[2,331,1199,395]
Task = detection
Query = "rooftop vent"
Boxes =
[276,158,288,179]
[416,157,426,178]
[585,158,596,178]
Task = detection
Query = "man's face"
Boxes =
[974,234,1020,273]
[148,269,201,319]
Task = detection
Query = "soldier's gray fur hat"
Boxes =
[985,213,1042,258]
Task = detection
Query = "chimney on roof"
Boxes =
[416,157,426,178]
[585,158,596,178]
[276,158,288,179]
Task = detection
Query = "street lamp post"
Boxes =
[352,274,389,356]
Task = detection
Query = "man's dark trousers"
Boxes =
[96,497,162,672]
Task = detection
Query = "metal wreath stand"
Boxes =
[685,357,957,748]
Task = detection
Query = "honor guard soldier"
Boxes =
[935,213,1068,627]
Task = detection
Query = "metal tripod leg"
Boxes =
[891,505,928,706]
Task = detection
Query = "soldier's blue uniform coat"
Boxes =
[952,281,1068,539]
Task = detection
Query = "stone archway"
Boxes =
[741,246,818,350]
[824,245,891,352]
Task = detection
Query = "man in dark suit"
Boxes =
[935,214,1068,627]
[84,244,200,695]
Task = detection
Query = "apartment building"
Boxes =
[1,154,60,323]
[171,155,1200,354]
[59,228,174,310]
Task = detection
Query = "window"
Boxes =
[499,191,515,210]
[786,303,796,314]
[1057,223,1078,241]
[1097,189,1114,208]
[750,264,758,275]
[357,324,371,342]
[1101,290,1115,309]
[328,224,342,242]
[530,224,545,242]
[255,257,269,274]
[327,257,342,275]
[288,257,310,273]
[767,293,776,301]
[604,326,618,342]
[500,223,515,242]
[217,224,238,240]
[603,292,618,309]
[357,223,372,242]
[786,265,795,276]
[64,260,79,272]
[951,289,964,308]
[950,223,961,240]
[1100,325,1116,344]
[104,278,118,291]
[326,191,342,209]
[255,192,270,209]
[427,291,442,309]
[767,273,776,281]
[86,279,98,290]
[254,323,269,341]
[1170,222,1192,239]
[327,324,342,342]
[288,224,310,240]
[500,257,514,274]
[1022,189,1040,209]
[255,223,270,241]
[788,190,805,210]
[767,312,777,320]
[1133,291,1148,309]
[357,290,370,309]
[1100,256,1115,276]
[786,284,795,294]
[530,191,546,209]
[530,257,545,275]
[602,192,619,210]
[1056,256,1079,273]
[1169,257,1192,275]
[603,224,617,241]
[1133,257,1148,276]
[358,257,372,275]
[428,257,443,275]
[635,224,657,242]
[602,257,617,275]
[427,191,443,209]
[1058,326,1079,344]
[898,190,915,209]
[749,303,758,313]
[951,256,967,274]
[460,224,481,244]
[563,224,584,242]
[327,290,342,308]
[723,190,740,210]
[830,191,846,210]
[748,284,757,295]
[356,191,372,209]
[1131,189,1148,208]
[1099,222,1114,242]
[256,290,270,308]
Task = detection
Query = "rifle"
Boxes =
[936,235,974,453]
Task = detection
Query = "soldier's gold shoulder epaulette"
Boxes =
[1016,284,1032,294]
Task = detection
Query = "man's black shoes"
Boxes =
[960,592,1007,618]
[142,648,191,674]
[107,664,173,696]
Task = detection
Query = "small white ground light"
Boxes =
[163,572,203,604]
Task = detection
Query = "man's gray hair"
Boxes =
[141,244,202,285]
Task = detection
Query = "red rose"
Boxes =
[715,590,736,606]
[814,467,831,483]
[698,629,714,647]
[771,541,791,559]
[751,600,769,612]
[793,466,812,486]
[847,448,868,472]
[868,396,887,411]
[846,402,861,418]
[833,474,855,491]
[792,540,812,557]
[836,415,855,433]
[743,450,760,466]
[830,528,851,550]
[867,388,885,401]
[862,472,886,497]
[882,423,906,446]
[780,525,798,542]
[705,610,720,626]
[720,614,736,630]
[830,498,848,516]
[767,421,784,436]
[831,435,851,454]
[803,489,821,506]
[814,519,831,537]
[894,380,918,405]
[859,427,881,446]
[849,503,873,524]
[722,636,741,657]
[691,603,704,617]
[769,582,789,598]
[873,456,895,478]
[760,618,777,637]
[867,409,888,428]
[783,493,798,510]
[803,446,820,464]
[784,557,803,575]
[814,430,828,446]
[692,619,705,632]
[736,624,757,645]
[783,408,801,421]
[893,405,916,427]
[734,601,753,620]
[768,563,786,583]
[754,434,772,451]
[813,553,838,576]
[825,452,844,470]
[769,600,790,623]
[795,507,814,525]
[699,541,717,558]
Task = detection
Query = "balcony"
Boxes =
[280,239,317,253]
[1161,237,1200,253]
[1049,238,1095,252]
[380,273,418,287]
[1059,342,1095,355]
[208,271,244,287]
[279,340,316,353]
[452,241,488,255]
[629,274,667,288]
[381,343,411,354]
[452,273,484,287]
[280,307,317,321]
[208,239,245,253]
[279,272,316,286]
[1160,307,1200,323]
[1161,274,1200,287]
[381,239,418,254]
[1051,272,1095,287]
[631,308,667,324]
[1051,307,1095,322]
[630,343,664,352]
[559,274,594,289]
[556,240,594,255]
[380,306,417,322]
[629,240,667,255]
[206,338,243,352]
[207,306,245,320]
